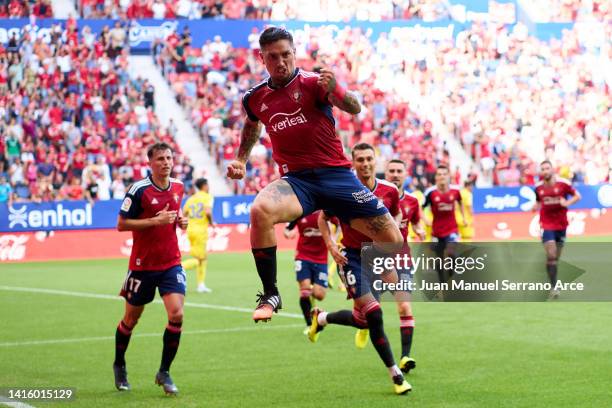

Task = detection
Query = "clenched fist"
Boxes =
[316,68,338,94]
[227,160,246,180]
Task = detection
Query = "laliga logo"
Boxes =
[129,21,179,46]
[7,204,93,229]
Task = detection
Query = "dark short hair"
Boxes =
[387,159,406,168]
[352,142,375,158]
[259,27,293,49]
[540,160,553,167]
[436,165,449,173]
[195,178,208,190]
[147,142,173,159]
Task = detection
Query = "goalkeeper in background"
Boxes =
[182,178,214,293]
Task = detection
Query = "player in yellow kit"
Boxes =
[411,189,433,241]
[456,180,474,241]
[182,178,214,293]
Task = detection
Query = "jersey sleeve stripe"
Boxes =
[128,179,152,195]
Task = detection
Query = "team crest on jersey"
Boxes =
[434,196,440,202]
[554,188,558,194]
[292,91,302,102]
[173,193,179,203]
[261,103,268,112]
[151,198,159,205]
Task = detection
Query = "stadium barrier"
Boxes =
[0,184,610,262]
[1,210,610,262]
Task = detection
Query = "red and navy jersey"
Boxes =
[119,176,184,271]
[294,211,328,264]
[399,192,421,241]
[242,68,351,175]
[424,186,461,238]
[535,178,576,230]
[341,179,400,249]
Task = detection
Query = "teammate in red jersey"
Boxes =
[384,158,426,373]
[313,143,411,395]
[113,143,188,395]
[533,160,581,298]
[423,165,466,283]
[284,210,330,331]
[226,27,403,324]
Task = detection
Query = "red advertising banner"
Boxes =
[0,224,296,263]
[474,209,612,240]
[1,210,610,263]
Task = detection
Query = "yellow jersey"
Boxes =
[455,188,473,226]
[183,191,214,229]
[410,189,432,241]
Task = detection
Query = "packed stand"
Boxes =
[0,0,52,17]
[78,0,450,21]
[157,17,609,193]
[520,0,610,23]
[0,20,194,206]
[439,22,610,186]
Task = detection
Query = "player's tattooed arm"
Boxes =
[228,118,261,179]
[328,91,361,115]
[316,68,361,115]
[237,118,262,162]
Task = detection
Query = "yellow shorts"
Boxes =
[458,225,474,241]
[187,228,208,259]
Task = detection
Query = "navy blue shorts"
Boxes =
[542,229,566,244]
[433,232,460,243]
[295,259,328,288]
[339,247,372,299]
[119,265,186,306]
[431,232,459,253]
[282,167,389,225]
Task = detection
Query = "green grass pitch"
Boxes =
[1,244,612,407]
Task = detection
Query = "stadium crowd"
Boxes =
[78,0,451,21]
[156,19,610,193]
[521,0,610,22]
[1,2,610,204]
[0,20,194,205]
[0,0,52,17]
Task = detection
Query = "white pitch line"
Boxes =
[0,395,36,408]
[0,323,304,348]
[0,285,302,319]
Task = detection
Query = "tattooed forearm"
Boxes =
[329,91,361,114]
[237,119,262,162]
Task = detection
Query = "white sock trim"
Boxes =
[388,365,402,377]
[318,311,328,326]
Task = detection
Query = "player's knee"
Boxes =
[168,309,184,323]
[250,201,276,225]
[364,306,383,327]
[546,258,557,265]
[299,288,312,299]
[123,315,139,328]
[313,288,326,301]
[397,302,412,317]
